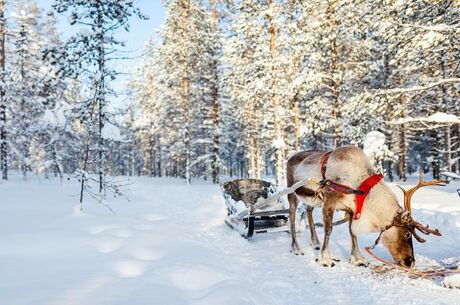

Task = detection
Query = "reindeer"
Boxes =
[287,146,443,268]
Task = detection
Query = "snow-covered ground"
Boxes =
[1,174,460,305]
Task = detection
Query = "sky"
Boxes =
[35,0,167,106]
[36,0,166,49]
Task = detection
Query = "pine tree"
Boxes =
[51,0,146,196]
[8,0,48,179]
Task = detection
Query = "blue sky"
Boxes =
[35,0,166,106]
[36,0,166,50]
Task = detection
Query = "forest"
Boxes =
[0,0,459,193]
[2,1,460,303]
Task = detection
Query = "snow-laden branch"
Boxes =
[390,21,460,33]
[370,78,460,96]
[390,112,460,126]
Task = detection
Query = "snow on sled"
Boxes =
[221,179,289,238]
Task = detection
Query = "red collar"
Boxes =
[320,151,383,220]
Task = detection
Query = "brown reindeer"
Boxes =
[287,146,443,267]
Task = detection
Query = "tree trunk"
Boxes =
[387,140,394,182]
[445,125,452,172]
[398,124,407,181]
[267,0,284,184]
[96,0,106,193]
[327,3,341,148]
[156,134,162,177]
[179,0,191,185]
[210,0,220,184]
[289,0,300,152]
[182,75,191,185]
[0,0,6,180]
[432,129,441,179]
[453,124,459,173]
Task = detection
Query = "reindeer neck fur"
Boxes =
[324,147,401,235]
[350,183,401,235]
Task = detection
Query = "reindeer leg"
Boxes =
[318,205,335,267]
[347,212,369,267]
[306,206,320,250]
[288,193,303,255]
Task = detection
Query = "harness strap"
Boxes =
[320,150,383,220]
[320,151,332,179]
[354,174,384,219]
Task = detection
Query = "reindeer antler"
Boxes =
[396,169,447,213]
[395,170,446,242]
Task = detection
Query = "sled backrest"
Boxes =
[222,179,275,206]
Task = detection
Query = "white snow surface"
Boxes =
[1,175,460,304]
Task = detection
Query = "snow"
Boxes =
[42,109,58,126]
[363,131,385,156]
[392,112,460,125]
[441,172,460,180]
[363,131,392,173]
[272,137,285,149]
[426,112,460,124]
[1,175,460,305]
[42,108,66,127]
[444,274,460,289]
[101,122,123,141]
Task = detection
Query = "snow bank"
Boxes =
[444,274,460,289]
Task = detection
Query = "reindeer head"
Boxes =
[381,170,445,268]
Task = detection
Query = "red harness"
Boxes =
[320,151,383,220]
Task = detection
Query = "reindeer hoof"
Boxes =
[349,256,369,267]
[317,255,335,267]
[291,249,304,256]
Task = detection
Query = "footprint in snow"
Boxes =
[88,224,120,235]
[169,266,229,292]
[145,214,168,222]
[113,259,147,278]
[108,228,132,238]
[130,246,165,261]
[96,238,124,253]
[133,223,154,231]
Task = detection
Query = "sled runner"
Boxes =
[221,179,289,238]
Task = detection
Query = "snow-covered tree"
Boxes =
[50,0,146,195]
[7,1,48,179]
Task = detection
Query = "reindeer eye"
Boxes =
[404,231,412,240]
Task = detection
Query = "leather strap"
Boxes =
[320,151,383,220]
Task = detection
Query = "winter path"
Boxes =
[1,176,460,305]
